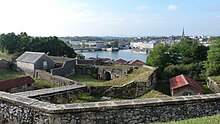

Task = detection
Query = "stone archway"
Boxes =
[104,71,111,80]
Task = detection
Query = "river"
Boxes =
[79,49,148,62]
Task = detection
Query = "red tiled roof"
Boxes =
[169,74,205,93]
[115,59,127,64]
[0,76,35,91]
[129,59,144,65]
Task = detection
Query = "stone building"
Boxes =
[16,51,55,77]
[0,76,35,93]
[169,74,205,96]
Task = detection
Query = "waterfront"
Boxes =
[79,49,148,62]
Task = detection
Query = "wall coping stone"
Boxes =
[14,84,86,97]
[1,91,220,114]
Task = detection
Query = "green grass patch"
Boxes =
[155,114,220,124]
[200,82,213,94]
[138,90,168,99]
[210,76,220,84]
[33,78,60,89]
[0,51,10,61]
[68,74,103,85]
[68,67,152,86]
[70,93,102,103]
[0,69,24,81]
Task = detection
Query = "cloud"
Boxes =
[136,5,147,10]
[167,5,178,11]
[72,2,89,10]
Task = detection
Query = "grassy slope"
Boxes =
[155,114,220,124]
[0,51,10,61]
[210,76,220,84]
[68,67,152,86]
[0,69,59,89]
[0,69,24,81]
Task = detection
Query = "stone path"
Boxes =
[14,84,86,97]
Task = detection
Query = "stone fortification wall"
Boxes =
[51,60,76,77]
[75,65,92,75]
[102,66,158,98]
[95,65,131,80]
[1,91,220,124]
[15,85,87,104]
[35,70,77,86]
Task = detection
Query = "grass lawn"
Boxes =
[70,93,102,103]
[155,114,220,124]
[68,67,152,86]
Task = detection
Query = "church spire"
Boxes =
[181,27,185,39]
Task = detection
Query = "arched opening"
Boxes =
[104,71,111,80]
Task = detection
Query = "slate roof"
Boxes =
[0,76,35,91]
[16,51,46,64]
[169,74,205,93]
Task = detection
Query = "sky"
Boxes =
[0,0,220,37]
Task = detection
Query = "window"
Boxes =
[182,92,193,96]
[43,61,48,69]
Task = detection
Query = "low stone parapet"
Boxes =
[1,91,220,123]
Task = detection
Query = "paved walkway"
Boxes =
[14,84,86,97]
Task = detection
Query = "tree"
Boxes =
[17,32,32,52]
[170,38,208,64]
[206,37,220,76]
[0,33,19,54]
[146,44,170,70]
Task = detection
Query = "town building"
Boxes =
[114,59,127,65]
[169,74,205,96]
[16,51,55,77]
[130,41,158,51]
[0,76,35,93]
[96,41,104,49]
[128,59,145,66]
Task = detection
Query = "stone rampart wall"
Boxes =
[1,91,220,124]
[102,66,158,98]
[51,60,76,77]
[35,70,77,86]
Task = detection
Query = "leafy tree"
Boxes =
[170,38,208,64]
[30,36,77,58]
[0,33,19,54]
[206,37,220,76]
[0,32,77,58]
[164,62,206,80]
[17,32,32,52]
[146,44,170,70]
